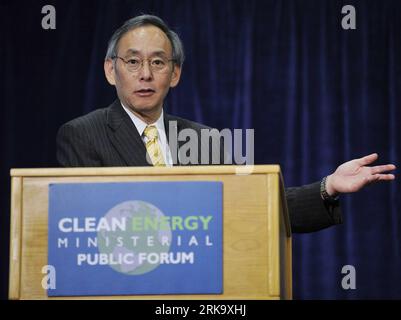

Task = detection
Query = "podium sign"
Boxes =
[48,181,223,296]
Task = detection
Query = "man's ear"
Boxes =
[104,59,116,85]
[169,65,182,88]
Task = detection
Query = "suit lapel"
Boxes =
[106,100,150,167]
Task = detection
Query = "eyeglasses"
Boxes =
[112,56,175,73]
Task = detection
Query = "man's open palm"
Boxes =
[326,153,396,195]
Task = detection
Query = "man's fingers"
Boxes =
[371,164,397,174]
[372,174,396,181]
[358,153,379,166]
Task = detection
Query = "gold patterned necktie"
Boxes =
[143,125,166,166]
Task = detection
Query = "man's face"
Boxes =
[104,25,181,121]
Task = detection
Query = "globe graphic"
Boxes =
[97,200,172,275]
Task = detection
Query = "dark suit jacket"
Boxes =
[57,100,342,233]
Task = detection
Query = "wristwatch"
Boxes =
[320,176,339,202]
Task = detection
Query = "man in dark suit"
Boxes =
[57,15,396,233]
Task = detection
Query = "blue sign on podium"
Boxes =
[48,181,223,296]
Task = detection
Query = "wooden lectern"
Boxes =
[9,165,292,299]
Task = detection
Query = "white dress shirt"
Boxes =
[121,102,173,166]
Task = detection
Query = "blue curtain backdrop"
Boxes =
[1,0,400,299]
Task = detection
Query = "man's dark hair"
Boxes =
[105,14,185,67]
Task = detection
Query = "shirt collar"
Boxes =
[120,102,165,137]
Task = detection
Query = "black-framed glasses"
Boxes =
[112,56,175,73]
